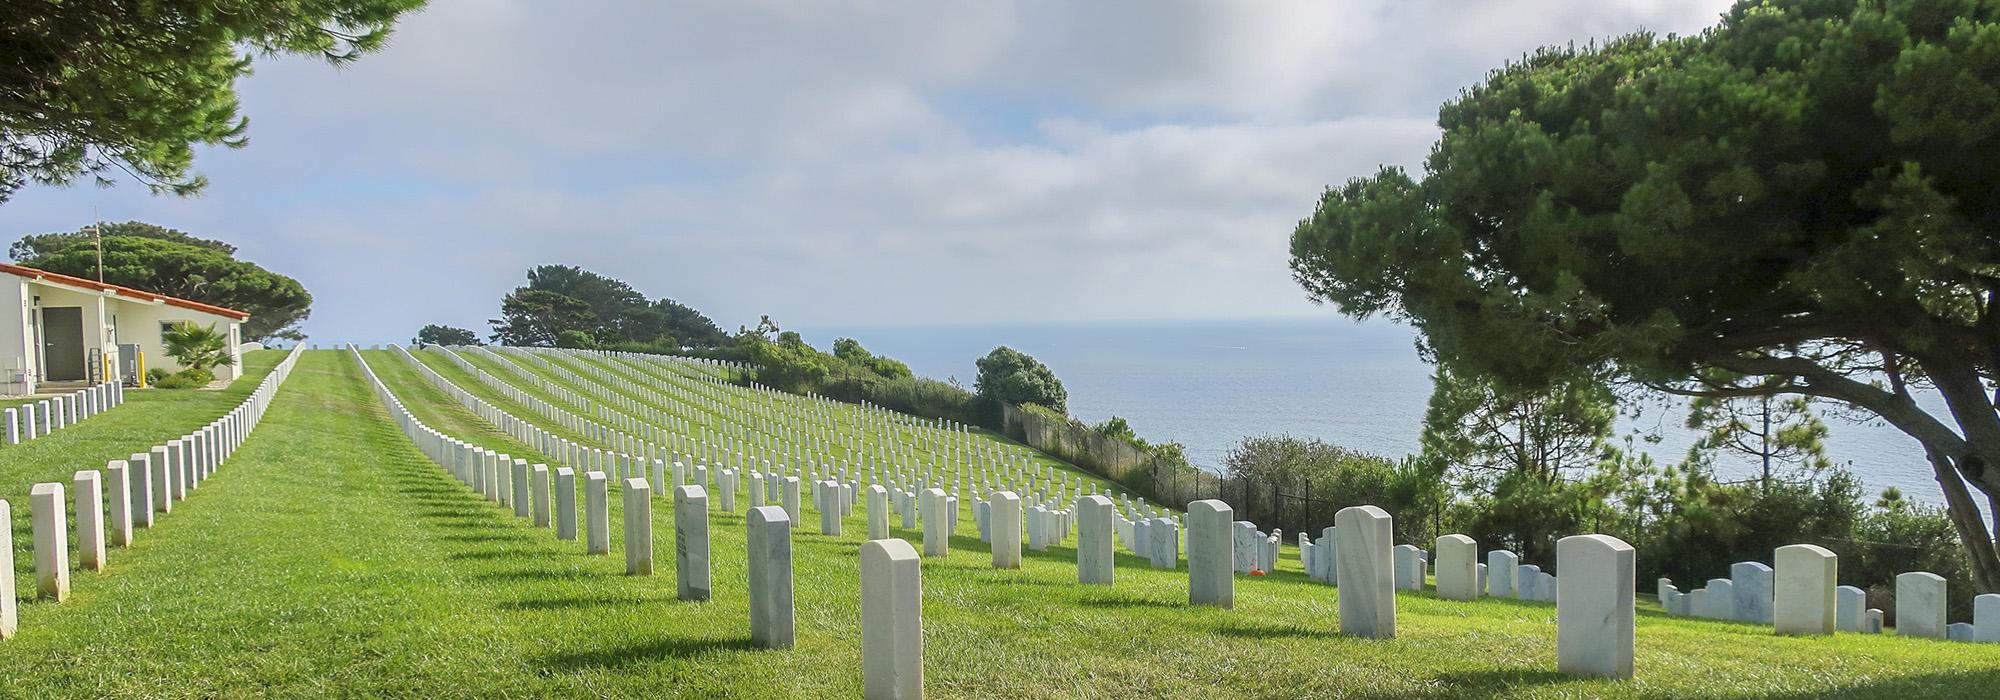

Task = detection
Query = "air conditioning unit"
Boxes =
[119,343,142,386]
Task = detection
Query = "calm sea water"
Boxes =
[794,317,1945,503]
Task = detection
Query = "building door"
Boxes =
[42,307,85,381]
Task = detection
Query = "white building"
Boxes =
[0,262,248,395]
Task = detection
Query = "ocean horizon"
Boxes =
[795,316,1948,505]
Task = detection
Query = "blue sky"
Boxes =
[2,0,1735,343]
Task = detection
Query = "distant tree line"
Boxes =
[414,265,1079,430]
[413,324,480,347]
[1217,369,1974,620]
[487,265,730,352]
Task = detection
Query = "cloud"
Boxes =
[0,0,1738,342]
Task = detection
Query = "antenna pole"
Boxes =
[90,209,104,282]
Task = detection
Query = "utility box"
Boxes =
[119,343,142,386]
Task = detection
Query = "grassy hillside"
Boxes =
[3,350,284,584]
[0,350,1991,698]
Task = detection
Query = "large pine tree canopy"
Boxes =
[0,0,426,203]
[13,221,312,342]
[1290,0,2000,590]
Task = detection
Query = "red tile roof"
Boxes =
[0,262,251,320]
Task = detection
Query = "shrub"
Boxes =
[867,375,977,425]
[413,324,480,347]
[152,368,214,389]
[1849,493,1977,621]
[1093,416,1145,448]
[974,346,1066,413]
[145,368,173,385]
[162,321,236,371]
[1222,435,1419,537]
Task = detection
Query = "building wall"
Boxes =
[28,284,115,384]
[0,273,246,394]
[112,303,243,382]
[0,280,31,395]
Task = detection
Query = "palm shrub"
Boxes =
[162,321,236,371]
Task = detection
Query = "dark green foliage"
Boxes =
[145,368,173,385]
[650,298,729,348]
[413,324,480,347]
[1222,435,1429,541]
[1685,386,1834,489]
[487,265,727,349]
[974,346,1067,414]
[1093,416,1142,448]
[10,221,232,260]
[1417,368,1630,561]
[13,222,313,341]
[1620,462,1863,585]
[489,289,595,347]
[865,376,979,425]
[554,330,597,350]
[1852,492,1978,619]
[1289,0,2000,590]
[738,330,829,393]
[1419,367,1617,481]
[733,326,977,424]
[833,337,913,380]
[162,321,236,371]
[0,1,426,203]
[153,367,214,389]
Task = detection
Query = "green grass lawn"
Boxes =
[2,351,284,583]
[0,350,1993,698]
[441,345,1162,513]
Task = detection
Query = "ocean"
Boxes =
[793,317,1946,504]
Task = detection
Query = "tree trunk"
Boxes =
[1926,446,2000,593]
[1913,352,2000,591]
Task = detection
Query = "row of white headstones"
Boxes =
[365,343,1645,689]
[410,345,2000,681]
[1660,560,2000,642]
[378,344,2000,688]
[405,342,1153,555]
[368,352,1639,697]
[471,343,1087,506]
[3,381,122,445]
[417,342,1084,517]
[0,345,304,641]
[1229,518,2000,643]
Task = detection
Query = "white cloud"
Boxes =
[0,0,1738,342]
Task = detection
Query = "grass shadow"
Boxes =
[476,568,600,583]
[1081,595,1180,610]
[446,548,542,561]
[538,636,760,671]
[498,595,667,611]
[1746,668,2000,699]
[437,533,522,544]
[1338,668,1579,699]
[1214,622,1322,640]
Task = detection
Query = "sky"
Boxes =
[3,0,1738,343]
